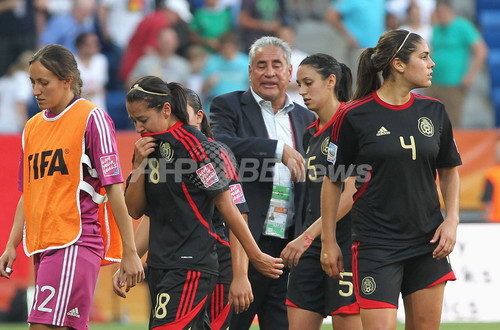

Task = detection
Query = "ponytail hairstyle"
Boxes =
[30,44,83,95]
[352,29,423,100]
[184,88,214,139]
[299,53,352,103]
[126,76,190,125]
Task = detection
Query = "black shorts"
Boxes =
[352,241,456,309]
[148,267,217,329]
[286,248,359,317]
[206,283,233,330]
[205,242,233,328]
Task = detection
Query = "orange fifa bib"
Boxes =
[23,99,96,256]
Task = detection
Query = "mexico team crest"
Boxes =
[321,137,330,155]
[159,141,174,161]
[418,117,434,137]
[361,276,376,295]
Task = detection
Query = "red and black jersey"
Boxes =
[142,121,235,275]
[329,92,462,247]
[303,106,352,254]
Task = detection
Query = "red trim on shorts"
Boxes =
[331,302,360,315]
[187,271,201,313]
[285,299,300,309]
[352,241,397,310]
[178,270,200,319]
[154,295,208,330]
[182,183,230,247]
[211,302,232,330]
[177,270,191,319]
[428,270,456,288]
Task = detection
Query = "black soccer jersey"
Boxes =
[303,110,352,253]
[329,92,462,247]
[142,121,234,275]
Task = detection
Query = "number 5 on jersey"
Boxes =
[400,136,416,160]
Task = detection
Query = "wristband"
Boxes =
[304,233,314,248]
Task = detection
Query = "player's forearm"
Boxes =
[337,176,356,221]
[230,224,249,279]
[134,216,150,258]
[215,192,262,260]
[105,183,138,254]
[5,195,25,250]
[438,167,460,223]
[320,177,342,246]
[124,169,147,219]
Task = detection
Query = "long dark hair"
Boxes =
[299,53,352,103]
[184,88,213,139]
[30,44,83,95]
[126,76,190,125]
[353,29,423,100]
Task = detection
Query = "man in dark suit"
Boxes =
[210,36,315,330]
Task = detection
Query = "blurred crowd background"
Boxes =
[0,0,498,132]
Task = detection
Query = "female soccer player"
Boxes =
[114,87,254,329]
[124,76,283,329]
[280,53,361,330]
[321,30,461,330]
[0,44,144,330]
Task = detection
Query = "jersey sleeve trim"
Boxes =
[332,95,374,142]
[90,108,114,155]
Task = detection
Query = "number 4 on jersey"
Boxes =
[399,136,416,160]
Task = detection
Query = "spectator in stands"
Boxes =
[386,0,435,29]
[97,0,153,52]
[238,0,284,52]
[0,0,37,77]
[0,50,33,134]
[189,0,234,53]
[277,25,308,107]
[119,0,192,83]
[128,27,190,88]
[186,44,209,106]
[324,0,385,77]
[38,0,96,54]
[201,32,249,113]
[425,0,488,128]
[75,32,109,111]
[399,2,432,43]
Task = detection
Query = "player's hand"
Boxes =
[228,275,254,314]
[133,137,157,169]
[112,268,127,298]
[320,242,343,280]
[282,144,305,182]
[0,247,16,279]
[119,250,145,293]
[280,233,311,267]
[249,252,284,279]
[430,215,458,260]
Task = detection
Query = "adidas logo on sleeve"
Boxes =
[376,126,391,136]
[67,307,81,318]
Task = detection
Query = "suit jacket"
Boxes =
[210,89,316,242]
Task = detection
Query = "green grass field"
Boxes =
[0,322,500,329]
